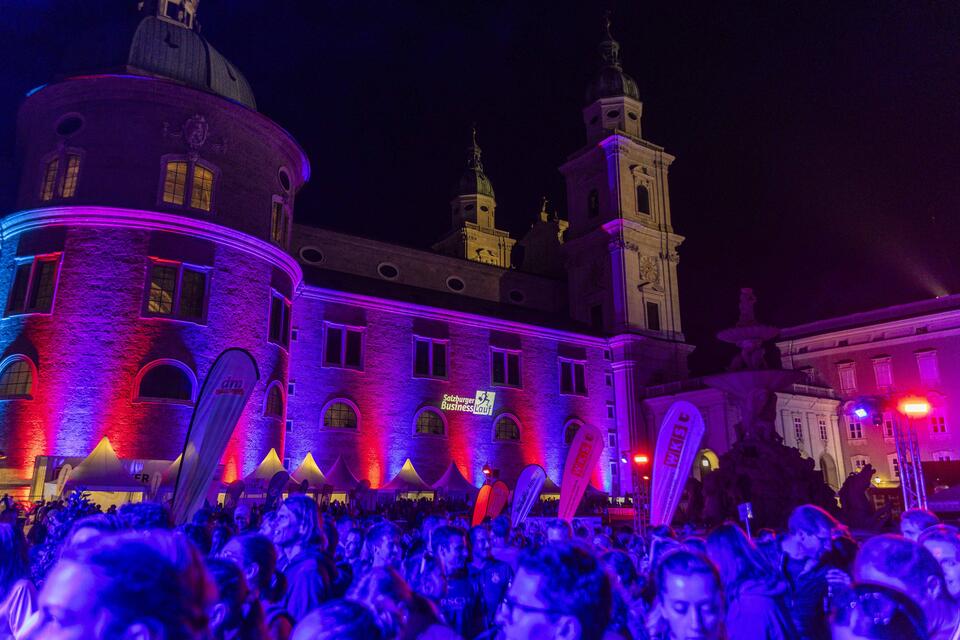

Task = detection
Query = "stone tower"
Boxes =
[434,129,516,267]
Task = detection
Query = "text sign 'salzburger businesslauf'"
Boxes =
[441,391,497,416]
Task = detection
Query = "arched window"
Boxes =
[587,189,599,218]
[264,383,284,419]
[161,158,215,212]
[494,414,520,441]
[564,420,583,445]
[40,151,82,201]
[415,408,446,436]
[135,361,195,402]
[636,184,650,214]
[270,197,290,248]
[0,357,35,399]
[323,400,359,429]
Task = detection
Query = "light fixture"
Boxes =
[853,408,868,419]
[898,396,931,418]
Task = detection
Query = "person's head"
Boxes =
[600,550,638,592]
[27,531,214,640]
[831,583,928,640]
[854,534,949,623]
[786,504,844,561]
[291,599,384,640]
[421,515,446,553]
[592,534,613,553]
[273,495,323,550]
[653,550,724,640]
[546,519,573,543]
[918,525,960,599]
[321,516,339,555]
[233,504,253,532]
[366,521,402,569]
[258,510,277,540]
[206,557,265,640]
[0,522,28,597]
[64,514,120,550]
[116,502,171,531]
[219,533,279,599]
[498,542,611,640]
[470,525,492,562]
[344,527,364,561]
[491,515,511,545]
[706,523,774,593]
[433,525,468,575]
[900,509,940,542]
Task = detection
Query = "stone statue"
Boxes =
[737,287,757,326]
[838,464,892,531]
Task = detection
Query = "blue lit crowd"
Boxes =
[0,493,958,640]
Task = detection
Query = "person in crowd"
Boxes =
[207,557,268,640]
[900,509,940,542]
[0,523,34,640]
[291,599,384,640]
[367,521,405,572]
[601,549,648,640]
[272,496,332,623]
[489,516,520,571]
[496,542,611,640]
[468,525,513,630]
[546,519,573,543]
[63,513,121,550]
[705,523,797,639]
[23,531,215,640]
[220,532,293,640]
[116,501,171,530]
[853,534,959,640]
[343,527,365,577]
[647,549,724,640]
[234,504,257,534]
[350,567,459,640]
[919,525,960,599]
[432,525,485,638]
[830,583,929,640]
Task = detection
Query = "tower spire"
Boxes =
[598,10,623,69]
[467,124,484,172]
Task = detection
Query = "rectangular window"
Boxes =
[7,255,61,315]
[793,415,804,443]
[646,301,661,332]
[162,161,188,205]
[818,417,828,441]
[324,324,364,369]
[889,455,901,479]
[872,357,893,390]
[605,372,613,387]
[285,420,293,433]
[287,382,295,396]
[837,363,857,393]
[608,432,617,448]
[559,358,587,396]
[414,337,448,378]
[916,351,940,386]
[270,200,288,246]
[935,451,953,462]
[491,348,521,387]
[883,414,895,438]
[190,165,214,211]
[848,420,864,440]
[40,157,59,201]
[145,260,207,322]
[851,455,869,471]
[61,153,80,198]
[607,402,616,419]
[268,292,291,348]
[931,415,947,434]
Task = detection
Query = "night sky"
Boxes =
[2,1,959,374]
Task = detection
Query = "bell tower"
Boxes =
[560,15,684,340]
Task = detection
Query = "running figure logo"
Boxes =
[473,391,496,416]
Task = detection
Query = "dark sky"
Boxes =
[2,1,959,373]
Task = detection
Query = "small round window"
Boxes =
[378,263,400,280]
[480,206,489,212]
[298,246,324,264]
[446,276,465,292]
[55,114,83,137]
[628,112,638,121]
[278,168,292,192]
[606,110,620,118]
[508,289,525,303]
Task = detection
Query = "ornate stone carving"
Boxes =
[638,255,660,287]
[163,114,227,159]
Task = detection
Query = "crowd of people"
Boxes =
[0,491,958,640]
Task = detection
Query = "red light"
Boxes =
[642,475,650,480]
[897,396,931,418]
[633,454,649,465]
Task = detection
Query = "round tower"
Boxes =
[0,1,309,495]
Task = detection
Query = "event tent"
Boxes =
[243,448,286,492]
[291,452,327,489]
[381,459,431,492]
[324,455,361,491]
[431,461,479,494]
[62,437,143,492]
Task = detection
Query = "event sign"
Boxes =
[440,390,496,416]
[558,423,605,522]
[471,484,493,527]
[485,480,510,520]
[511,464,546,528]
[172,349,259,525]
[650,401,705,526]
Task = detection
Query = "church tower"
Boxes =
[560,16,685,341]
[434,129,515,267]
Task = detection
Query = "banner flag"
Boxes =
[558,423,605,522]
[650,400,705,527]
[510,464,546,528]
[485,480,510,520]
[471,484,493,527]
[172,348,259,525]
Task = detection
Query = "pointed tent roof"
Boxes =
[160,453,183,488]
[63,437,142,491]
[324,455,361,491]
[244,448,285,484]
[541,476,561,494]
[431,461,479,494]
[291,452,327,489]
[381,459,432,492]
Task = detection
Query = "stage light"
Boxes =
[701,458,711,467]
[853,408,868,419]
[482,463,492,477]
[633,454,649,465]
[897,396,931,418]
[620,455,629,464]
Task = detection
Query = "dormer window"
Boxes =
[161,158,215,212]
[162,0,194,28]
[39,151,82,201]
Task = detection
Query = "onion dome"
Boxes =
[454,127,495,198]
[585,14,640,105]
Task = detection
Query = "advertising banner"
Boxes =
[650,400,705,526]
[486,480,510,520]
[471,484,493,527]
[558,423,605,522]
[172,348,259,525]
[510,464,546,528]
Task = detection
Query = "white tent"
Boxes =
[431,461,479,494]
[291,452,327,489]
[324,455,361,491]
[63,437,142,492]
[381,459,431,492]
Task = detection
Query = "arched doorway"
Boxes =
[694,449,719,481]
[819,453,840,489]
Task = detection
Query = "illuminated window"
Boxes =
[793,415,804,443]
[851,455,870,471]
[414,337,447,378]
[818,417,829,441]
[39,152,81,201]
[324,323,363,369]
[324,401,358,429]
[161,159,215,211]
[415,408,445,436]
[931,415,947,434]
[268,291,292,349]
[559,358,587,396]
[564,421,581,445]
[490,348,521,387]
[136,362,194,402]
[636,184,650,214]
[934,451,953,462]
[848,420,864,440]
[872,357,893,390]
[837,362,857,393]
[7,255,61,315]
[264,384,284,419]
[494,415,520,441]
[143,260,207,322]
[270,199,289,247]
[916,351,940,386]
[0,358,34,399]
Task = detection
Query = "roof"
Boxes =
[244,448,286,486]
[585,25,640,104]
[381,459,432,492]
[324,455,361,491]
[64,437,142,491]
[291,452,327,489]
[432,461,479,493]
[781,294,960,341]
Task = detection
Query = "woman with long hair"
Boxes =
[706,524,797,640]
[0,523,34,640]
[220,533,293,640]
[207,557,268,640]
[647,549,725,640]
